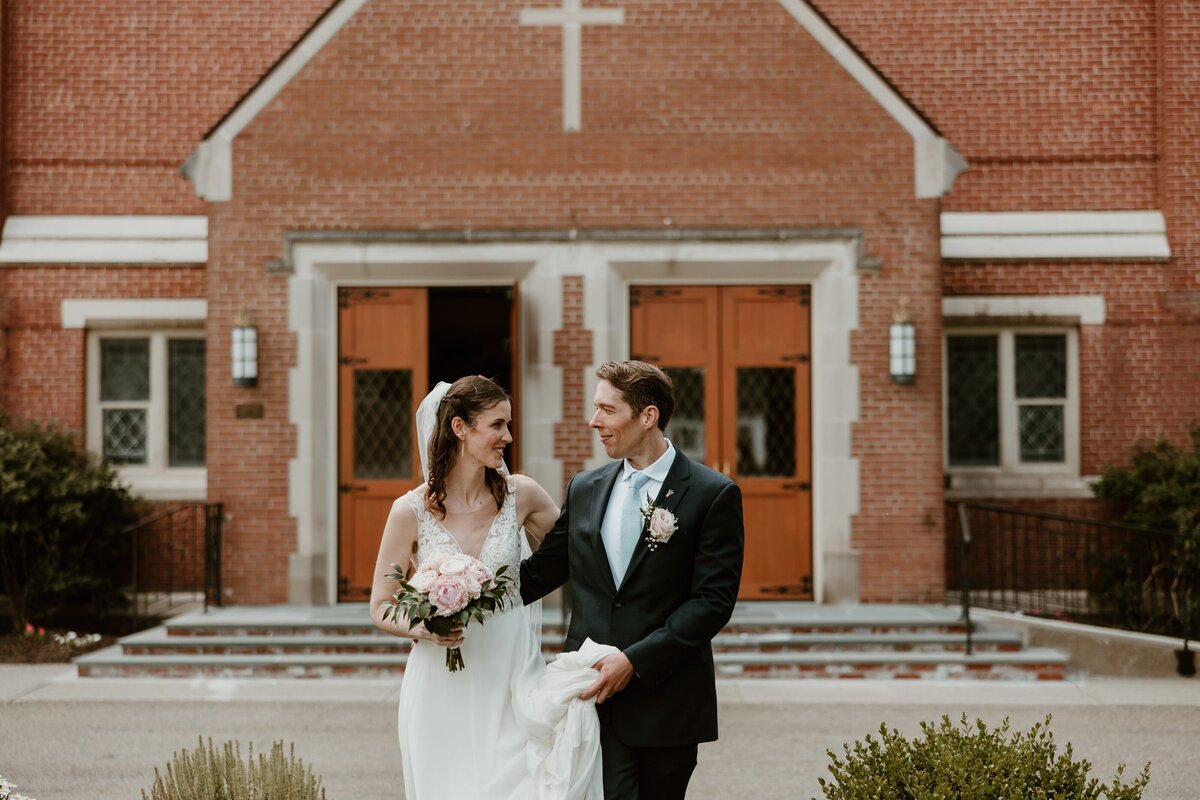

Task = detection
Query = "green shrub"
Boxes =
[143,739,327,800]
[816,714,1150,800]
[1092,424,1200,640]
[1093,423,1200,536]
[0,413,142,633]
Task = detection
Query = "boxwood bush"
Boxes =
[0,413,141,632]
[816,714,1150,800]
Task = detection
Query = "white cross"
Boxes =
[520,0,624,132]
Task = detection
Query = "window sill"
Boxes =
[116,469,207,502]
[945,471,1097,500]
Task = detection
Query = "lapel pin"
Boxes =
[666,490,674,498]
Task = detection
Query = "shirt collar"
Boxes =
[622,439,676,485]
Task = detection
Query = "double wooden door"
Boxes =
[631,286,813,600]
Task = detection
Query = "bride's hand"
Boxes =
[413,622,465,648]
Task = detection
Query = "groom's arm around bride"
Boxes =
[520,360,744,800]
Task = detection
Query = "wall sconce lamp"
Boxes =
[889,297,916,385]
[231,309,258,388]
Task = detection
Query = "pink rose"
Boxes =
[428,575,471,615]
[648,508,678,542]
[468,562,492,585]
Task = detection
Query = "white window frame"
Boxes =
[943,326,1081,495]
[86,329,207,500]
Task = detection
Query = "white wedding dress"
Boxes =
[397,479,612,800]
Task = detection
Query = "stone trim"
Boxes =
[941,211,1171,260]
[942,295,1106,325]
[1,216,207,265]
[285,237,861,605]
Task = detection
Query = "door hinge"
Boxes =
[338,356,368,366]
[630,287,683,307]
[781,481,811,491]
[756,286,810,305]
[759,584,806,596]
[781,353,810,363]
[339,484,368,494]
[338,288,390,308]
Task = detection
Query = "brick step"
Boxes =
[75,646,1067,681]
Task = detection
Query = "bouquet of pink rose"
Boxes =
[381,553,515,672]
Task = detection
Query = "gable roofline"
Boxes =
[182,0,966,202]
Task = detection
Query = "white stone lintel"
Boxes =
[62,298,208,329]
[942,295,1106,325]
[0,216,208,265]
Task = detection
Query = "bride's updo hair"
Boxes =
[425,375,511,519]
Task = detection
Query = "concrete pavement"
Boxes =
[1,666,1197,799]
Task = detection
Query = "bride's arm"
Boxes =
[512,474,560,548]
[369,498,463,647]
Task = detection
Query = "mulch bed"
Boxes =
[0,632,117,663]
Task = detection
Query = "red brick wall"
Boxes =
[553,276,593,497]
[4,0,329,214]
[196,0,945,602]
[4,0,1195,603]
[817,0,1160,211]
[0,267,205,428]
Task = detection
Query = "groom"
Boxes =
[521,360,745,799]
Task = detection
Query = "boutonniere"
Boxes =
[640,502,678,551]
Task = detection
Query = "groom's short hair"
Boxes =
[596,360,674,431]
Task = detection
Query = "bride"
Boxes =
[370,376,609,799]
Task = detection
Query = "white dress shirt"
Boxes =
[600,440,677,584]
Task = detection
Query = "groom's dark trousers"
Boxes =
[521,452,744,800]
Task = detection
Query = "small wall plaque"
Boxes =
[235,402,265,419]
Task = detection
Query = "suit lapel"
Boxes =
[587,462,623,594]
[617,451,692,592]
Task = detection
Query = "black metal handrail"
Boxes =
[950,503,1198,652]
[125,502,223,631]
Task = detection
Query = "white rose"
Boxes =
[409,568,437,592]
[439,554,474,575]
[649,508,678,541]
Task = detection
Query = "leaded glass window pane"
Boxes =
[947,336,999,466]
[168,339,206,467]
[354,370,413,479]
[1019,405,1065,463]
[100,339,150,401]
[663,367,705,461]
[103,408,147,464]
[1015,335,1066,398]
[736,367,795,477]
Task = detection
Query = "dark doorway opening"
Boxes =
[427,286,517,468]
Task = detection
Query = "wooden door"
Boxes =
[337,288,427,601]
[630,285,812,600]
[720,286,812,599]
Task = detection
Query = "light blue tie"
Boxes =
[617,471,652,579]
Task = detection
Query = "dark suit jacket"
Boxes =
[521,451,744,747]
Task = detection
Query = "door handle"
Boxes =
[339,484,368,494]
[781,481,812,491]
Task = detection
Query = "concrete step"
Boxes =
[121,628,1024,656]
[75,603,1067,680]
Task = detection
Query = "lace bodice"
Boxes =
[402,477,521,602]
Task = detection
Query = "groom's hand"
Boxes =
[580,652,635,704]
